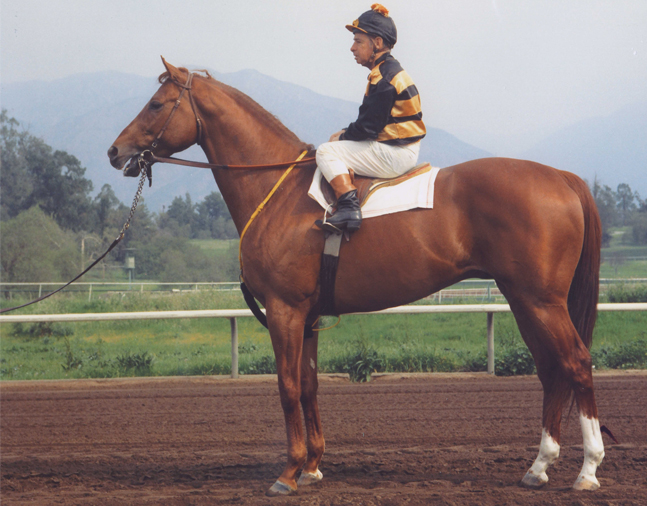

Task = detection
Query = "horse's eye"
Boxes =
[149,101,163,111]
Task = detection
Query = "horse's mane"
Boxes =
[157,69,312,151]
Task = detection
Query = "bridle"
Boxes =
[152,72,203,150]
[127,71,202,185]
[0,72,315,315]
[128,71,315,186]
[126,71,316,329]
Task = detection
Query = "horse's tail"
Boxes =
[559,171,602,349]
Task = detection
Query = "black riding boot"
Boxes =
[316,189,362,234]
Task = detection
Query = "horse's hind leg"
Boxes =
[521,363,570,488]
[511,301,604,490]
[297,327,325,487]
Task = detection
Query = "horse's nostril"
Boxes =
[107,146,118,159]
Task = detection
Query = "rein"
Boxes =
[138,150,316,172]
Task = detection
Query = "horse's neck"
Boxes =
[194,80,308,233]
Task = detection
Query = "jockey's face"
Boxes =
[351,32,384,69]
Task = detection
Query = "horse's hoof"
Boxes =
[266,479,297,496]
[521,471,548,489]
[572,475,600,491]
[297,469,323,487]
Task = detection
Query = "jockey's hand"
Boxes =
[329,130,346,142]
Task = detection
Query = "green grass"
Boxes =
[2,290,645,381]
[600,259,647,278]
[599,227,647,278]
[189,239,238,252]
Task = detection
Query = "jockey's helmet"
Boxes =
[346,4,397,48]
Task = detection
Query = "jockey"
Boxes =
[316,4,426,234]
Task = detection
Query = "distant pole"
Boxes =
[487,312,495,374]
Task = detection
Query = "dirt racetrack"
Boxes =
[2,372,646,506]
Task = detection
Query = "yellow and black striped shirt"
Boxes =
[340,53,425,146]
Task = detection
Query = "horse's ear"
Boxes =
[160,56,184,82]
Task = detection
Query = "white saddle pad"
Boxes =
[307,165,440,219]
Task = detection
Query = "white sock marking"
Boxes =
[526,428,560,483]
[574,414,605,488]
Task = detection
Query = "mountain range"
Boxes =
[1,69,491,211]
[2,70,645,210]
[520,102,647,196]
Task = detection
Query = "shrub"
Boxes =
[343,343,384,382]
[115,351,154,375]
[12,321,74,339]
[607,284,647,303]
[321,342,384,382]
[457,350,488,372]
[241,355,277,375]
[387,349,457,373]
[592,339,647,369]
[495,347,536,376]
[61,337,84,372]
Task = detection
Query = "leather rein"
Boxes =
[127,71,315,185]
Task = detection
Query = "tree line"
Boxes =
[1,110,646,283]
[589,177,646,246]
[0,111,238,283]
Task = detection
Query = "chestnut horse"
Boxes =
[109,60,606,495]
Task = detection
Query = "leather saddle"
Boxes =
[319,162,433,207]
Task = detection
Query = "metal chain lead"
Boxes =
[116,167,147,241]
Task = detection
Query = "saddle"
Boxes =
[316,162,435,317]
[319,162,433,208]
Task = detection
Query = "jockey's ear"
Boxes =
[160,56,186,83]
[371,36,386,51]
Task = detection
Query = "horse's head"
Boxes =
[108,58,202,174]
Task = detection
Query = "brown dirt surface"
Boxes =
[2,371,646,505]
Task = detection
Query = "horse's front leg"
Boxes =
[297,327,325,487]
[265,300,309,496]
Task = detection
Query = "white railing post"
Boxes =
[487,312,495,374]
[230,317,239,378]
[88,284,92,302]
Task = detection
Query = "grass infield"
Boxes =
[1,288,645,381]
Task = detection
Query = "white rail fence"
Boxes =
[1,303,645,378]
[2,279,645,304]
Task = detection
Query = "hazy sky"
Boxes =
[2,0,646,153]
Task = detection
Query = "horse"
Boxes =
[108,58,606,496]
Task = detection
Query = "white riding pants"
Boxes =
[316,140,421,181]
